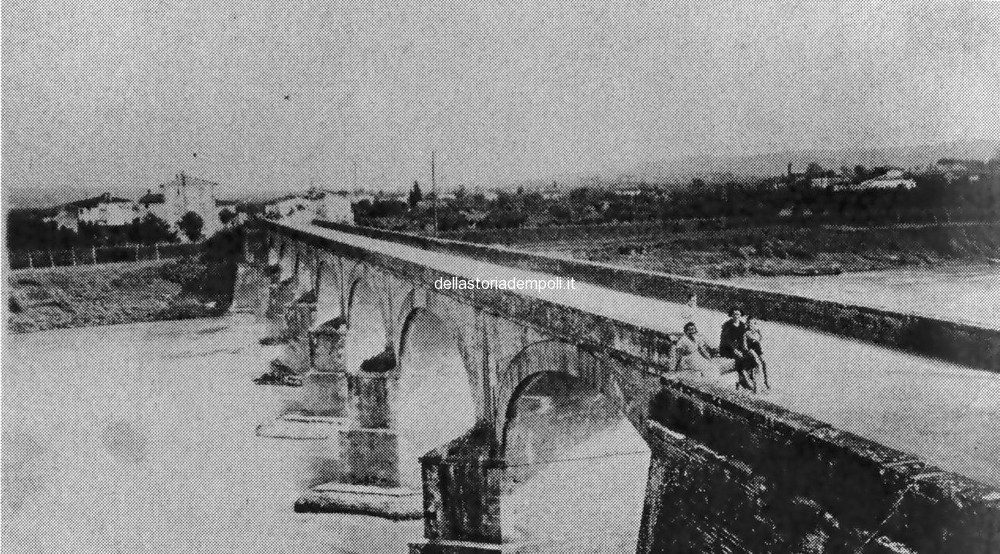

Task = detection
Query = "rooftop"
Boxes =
[68,193,132,209]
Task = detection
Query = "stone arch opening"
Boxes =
[313,259,342,328]
[292,249,317,302]
[345,279,389,373]
[498,342,651,552]
[393,308,478,487]
[277,242,295,283]
[266,236,280,266]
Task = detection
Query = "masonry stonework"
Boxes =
[258,220,999,554]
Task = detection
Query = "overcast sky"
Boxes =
[3,0,998,197]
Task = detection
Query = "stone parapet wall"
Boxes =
[309,220,999,372]
[641,378,1000,553]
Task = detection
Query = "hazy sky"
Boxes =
[3,0,999,196]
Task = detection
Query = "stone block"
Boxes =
[295,482,421,520]
[310,325,347,373]
[300,371,350,417]
[339,428,402,488]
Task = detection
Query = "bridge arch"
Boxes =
[292,246,317,301]
[265,234,280,266]
[495,340,646,447]
[276,240,295,282]
[496,340,651,550]
[312,256,343,327]
[345,277,390,373]
[393,307,479,486]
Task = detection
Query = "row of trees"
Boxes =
[6,211,208,252]
[354,163,1000,232]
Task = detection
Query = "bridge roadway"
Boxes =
[282,221,1000,488]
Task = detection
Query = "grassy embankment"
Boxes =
[509,222,1000,279]
[7,256,238,334]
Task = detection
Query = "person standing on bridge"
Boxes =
[719,308,756,392]
[742,316,769,390]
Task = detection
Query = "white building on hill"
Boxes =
[48,193,139,231]
[851,169,916,191]
[138,172,222,237]
[265,188,358,224]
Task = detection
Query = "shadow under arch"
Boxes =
[276,241,295,283]
[496,340,651,551]
[291,248,317,303]
[496,339,646,449]
[393,307,479,487]
[312,258,343,328]
[345,277,389,373]
[266,235,281,266]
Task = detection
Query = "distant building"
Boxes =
[139,172,221,238]
[315,190,355,223]
[811,175,849,189]
[265,188,358,224]
[851,169,916,191]
[540,182,562,200]
[460,210,487,227]
[47,193,138,231]
[265,194,312,221]
[613,187,643,198]
[934,159,988,184]
[216,200,245,226]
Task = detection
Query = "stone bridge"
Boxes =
[239,219,999,554]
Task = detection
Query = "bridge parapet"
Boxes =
[309,220,1000,373]
[642,377,1000,553]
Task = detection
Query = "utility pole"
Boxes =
[431,151,438,234]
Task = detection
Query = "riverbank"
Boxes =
[506,222,1000,279]
[6,258,235,334]
[731,264,1000,328]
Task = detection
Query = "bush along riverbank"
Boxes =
[7,228,244,334]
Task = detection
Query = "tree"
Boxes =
[806,162,825,177]
[219,208,237,226]
[178,211,205,242]
[408,181,423,208]
[129,214,177,244]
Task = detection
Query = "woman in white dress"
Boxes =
[674,322,717,375]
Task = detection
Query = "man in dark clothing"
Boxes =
[719,308,756,391]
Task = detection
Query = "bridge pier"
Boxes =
[262,276,296,344]
[256,311,352,440]
[297,321,350,417]
[296,365,424,519]
[409,427,510,553]
[228,263,270,315]
[269,295,317,375]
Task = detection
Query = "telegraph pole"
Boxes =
[431,151,438,234]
